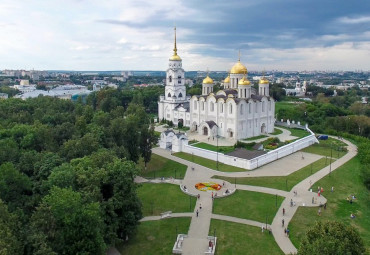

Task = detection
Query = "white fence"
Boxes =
[180,127,319,170]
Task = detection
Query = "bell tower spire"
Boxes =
[174,26,177,56]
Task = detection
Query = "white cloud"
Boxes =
[337,16,370,24]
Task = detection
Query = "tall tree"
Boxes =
[30,187,105,255]
[298,221,365,255]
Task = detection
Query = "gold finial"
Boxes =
[173,26,177,56]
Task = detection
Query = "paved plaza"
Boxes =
[112,134,357,255]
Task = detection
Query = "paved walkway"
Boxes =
[114,135,356,255]
[270,136,357,254]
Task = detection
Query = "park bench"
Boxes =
[160,211,172,219]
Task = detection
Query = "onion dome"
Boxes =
[238,77,251,86]
[259,77,269,84]
[224,75,230,83]
[230,60,247,74]
[203,75,214,84]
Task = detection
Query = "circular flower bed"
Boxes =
[195,182,222,191]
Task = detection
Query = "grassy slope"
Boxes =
[174,152,247,172]
[288,157,370,252]
[213,190,284,224]
[209,219,283,255]
[192,142,235,154]
[214,157,331,191]
[139,154,187,179]
[138,183,196,217]
[119,217,191,255]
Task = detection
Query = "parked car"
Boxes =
[317,135,328,140]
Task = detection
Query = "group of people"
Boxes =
[346,194,357,204]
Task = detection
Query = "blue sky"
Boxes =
[0,0,369,71]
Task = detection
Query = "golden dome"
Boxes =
[203,75,214,84]
[170,54,182,61]
[259,77,269,84]
[238,77,251,86]
[230,60,247,74]
[224,75,230,83]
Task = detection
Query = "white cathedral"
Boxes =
[158,28,275,140]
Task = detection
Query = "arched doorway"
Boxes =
[261,123,266,134]
[203,126,208,136]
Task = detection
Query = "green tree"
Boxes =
[139,125,157,170]
[0,199,22,255]
[0,163,32,212]
[30,187,106,255]
[298,221,365,255]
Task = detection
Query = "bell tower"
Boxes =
[165,27,186,102]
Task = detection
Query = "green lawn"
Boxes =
[173,152,247,172]
[275,101,298,113]
[302,137,347,158]
[138,183,196,217]
[243,134,268,141]
[213,190,284,224]
[271,128,283,135]
[192,142,235,154]
[214,157,331,191]
[209,219,283,255]
[139,154,187,179]
[277,126,310,138]
[119,217,191,255]
[288,157,370,253]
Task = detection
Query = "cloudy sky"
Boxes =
[0,0,369,71]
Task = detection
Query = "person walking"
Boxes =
[282,219,285,227]
[196,209,199,217]
[284,228,287,236]
[283,208,285,216]
[286,228,290,237]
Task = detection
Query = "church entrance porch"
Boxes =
[203,126,208,136]
[261,123,266,134]
[191,121,198,132]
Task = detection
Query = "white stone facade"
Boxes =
[158,28,275,140]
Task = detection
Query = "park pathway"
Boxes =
[270,137,357,254]
[128,136,357,255]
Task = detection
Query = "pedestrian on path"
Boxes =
[286,228,290,237]
[284,228,287,236]
[196,209,199,217]
[290,199,293,207]
[200,203,202,210]
[283,208,285,216]
[282,219,285,227]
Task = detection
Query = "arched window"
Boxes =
[262,101,265,112]
[194,101,197,110]
[269,101,271,111]
[220,103,224,113]
[240,104,243,114]
[168,93,171,98]
[178,92,183,98]
[249,103,251,113]
[229,104,233,114]
[255,104,258,113]
[178,75,181,79]
[202,102,205,111]
[169,76,172,82]
[210,102,214,112]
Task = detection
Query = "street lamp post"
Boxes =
[329,145,332,176]
[275,194,277,207]
[216,134,219,171]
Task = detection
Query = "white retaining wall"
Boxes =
[180,127,319,170]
